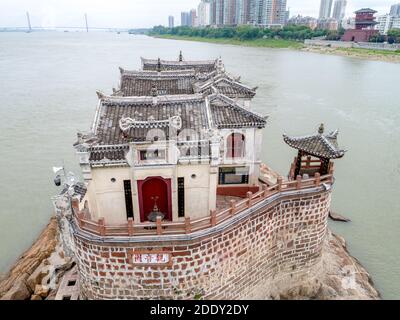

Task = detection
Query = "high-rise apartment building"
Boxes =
[252,0,287,26]
[332,0,347,21]
[181,12,191,26]
[168,15,174,28]
[390,3,400,16]
[198,0,211,26]
[210,0,216,25]
[190,9,198,27]
[376,13,400,35]
[240,0,256,24]
[267,0,288,25]
[319,0,333,19]
[376,14,393,35]
[205,0,288,27]
[215,0,225,25]
[223,0,237,25]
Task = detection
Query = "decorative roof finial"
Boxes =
[96,91,106,100]
[216,56,225,73]
[179,51,183,62]
[318,123,325,135]
[157,57,161,72]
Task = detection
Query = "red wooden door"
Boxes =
[138,177,172,222]
[227,133,245,158]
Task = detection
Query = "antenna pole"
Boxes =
[85,13,89,32]
[26,12,32,31]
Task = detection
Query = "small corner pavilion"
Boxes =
[283,124,346,179]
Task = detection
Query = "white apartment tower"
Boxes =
[168,15,174,28]
[198,1,211,26]
[332,0,347,21]
[319,0,333,19]
[390,3,400,16]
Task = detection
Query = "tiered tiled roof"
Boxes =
[355,8,377,14]
[209,94,266,129]
[195,74,257,99]
[141,54,219,73]
[116,69,197,96]
[283,124,346,159]
[76,54,266,166]
[93,94,209,145]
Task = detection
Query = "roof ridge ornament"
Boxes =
[119,116,182,132]
[216,57,225,74]
[119,67,124,74]
[157,58,162,72]
[96,91,106,100]
[329,129,339,139]
[179,51,183,62]
[318,123,325,134]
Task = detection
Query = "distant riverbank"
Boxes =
[153,34,400,63]
[153,34,303,49]
[302,46,400,63]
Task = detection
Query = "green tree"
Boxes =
[368,34,386,43]
[388,28,400,44]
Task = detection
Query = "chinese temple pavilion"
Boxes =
[52,52,346,300]
[284,124,346,179]
[342,8,379,42]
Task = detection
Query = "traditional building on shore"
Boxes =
[53,53,346,300]
[342,8,379,42]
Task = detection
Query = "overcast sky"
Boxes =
[0,0,397,28]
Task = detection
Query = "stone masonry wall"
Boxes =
[73,189,331,300]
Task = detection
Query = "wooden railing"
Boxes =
[73,173,333,238]
[289,156,334,180]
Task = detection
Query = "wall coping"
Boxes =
[71,183,332,245]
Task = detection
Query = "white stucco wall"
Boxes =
[176,164,214,220]
[88,166,131,225]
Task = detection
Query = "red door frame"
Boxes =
[137,176,172,222]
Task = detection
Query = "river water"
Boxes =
[0,32,399,299]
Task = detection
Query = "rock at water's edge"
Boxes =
[0,217,58,299]
[329,211,351,222]
[0,280,31,300]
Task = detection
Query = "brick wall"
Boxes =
[73,189,331,300]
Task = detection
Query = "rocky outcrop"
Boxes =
[0,217,58,299]
[0,217,74,300]
[329,211,351,222]
[0,280,31,300]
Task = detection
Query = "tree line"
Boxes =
[148,25,400,44]
[369,29,400,44]
[149,25,331,41]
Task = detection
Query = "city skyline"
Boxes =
[0,0,397,28]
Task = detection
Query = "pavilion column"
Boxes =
[320,158,330,175]
[294,150,303,178]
